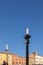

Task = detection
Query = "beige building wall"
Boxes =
[12,54,24,65]
[0,52,6,65]
[29,52,43,65]
[22,58,26,65]
[0,52,12,65]
[0,52,43,65]
[8,54,12,65]
[34,54,43,64]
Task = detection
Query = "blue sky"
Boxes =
[0,0,43,57]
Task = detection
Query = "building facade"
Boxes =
[0,52,12,65]
[29,52,43,65]
[0,52,43,65]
